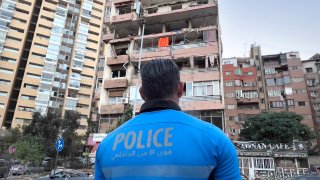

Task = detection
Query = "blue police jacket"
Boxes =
[95,100,241,180]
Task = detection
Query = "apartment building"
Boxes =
[98,0,223,132]
[222,57,260,140]
[302,53,320,147]
[0,0,105,133]
[223,45,314,140]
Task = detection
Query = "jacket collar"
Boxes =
[139,99,182,114]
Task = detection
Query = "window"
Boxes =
[275,78,284,86]
[108,97,123,104]
[112,69,126,78]
[310,91,318,97]
[246,72,253,76]
[0,57,16,64]
[305,68,313,73]
[225,81,233,87]
[3,46,19,53]
[294,89,307,94]
[266,78,276,86]
[21,95,36,100]
[291,66,301,71]
[0,67,13,74]
[268,89,282,97]
[291,77,304,83]
[283,76,291,84]
[227,105,235,109]
[270,101,284,108]
[186,81,220,97]
[265,67,276,74]
[15,118,32,124]
[225,92,234,98]
[0,79,10,85]
[234,69,242,75]
[0,91,8,97]
[298,101,306,106]
[287,99,295,106]
[307,79,316,87]
[27,73,41,79]
[18,106,34,112]
[24,83,38,90]
[225,71,231,76]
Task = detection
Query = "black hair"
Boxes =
[140,59,180,100]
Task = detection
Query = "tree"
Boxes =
[60,110,81,161]
[23,111,62,157]
[240,111,315,144]
[12,135,46,165]
[85,117,98,139]
[0,128,21,159]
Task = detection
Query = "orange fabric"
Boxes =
[158,37,169,47]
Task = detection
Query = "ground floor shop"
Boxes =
[235,141,310,179]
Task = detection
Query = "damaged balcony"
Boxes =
[104,78,128,89]
[143,0,218,25]
[175,57,220,82]
[131,26,218,61]
[107,41,130,65]
[102,33,115,43]
[111,0,138,25]
[100,103,125,114]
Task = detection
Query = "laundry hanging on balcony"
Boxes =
[158,37,169,47]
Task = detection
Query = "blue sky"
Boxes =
[219,0,320,60]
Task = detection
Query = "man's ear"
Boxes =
[139,87,147,101]
[177,82,184,98]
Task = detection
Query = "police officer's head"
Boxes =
[140,59,183,102]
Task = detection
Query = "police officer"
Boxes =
[95,59,241,180]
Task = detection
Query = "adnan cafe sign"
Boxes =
[234,141,308,151]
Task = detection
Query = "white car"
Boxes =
[10,162,44,175]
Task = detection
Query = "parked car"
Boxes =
[10,162,44,175]
[0,159,9,178]
[37,169,92,180]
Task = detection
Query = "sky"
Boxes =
[219,0,320,60]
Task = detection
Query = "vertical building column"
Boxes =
[188,20,192,29]
[205,55,209,69]
[189,56,194,69]
[162,24,167,33]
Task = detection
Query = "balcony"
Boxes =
[143,1,218,24]
[104,78,128,89]
[180,100,224,111]
[100,104,125,114]
[107,55,129,66]
[131,41,218,61]
[111,12,138,25]
[102,33,115,43]
[114,0,134,4]
[131,26,218,61]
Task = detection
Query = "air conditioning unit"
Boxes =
[121,98,129,104]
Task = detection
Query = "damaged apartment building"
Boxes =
[222,45,314,141]
[97,0,223,132]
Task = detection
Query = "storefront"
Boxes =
[235,141,309,179]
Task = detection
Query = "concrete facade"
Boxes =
[0,0,105,134]
[98,0,223,132]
